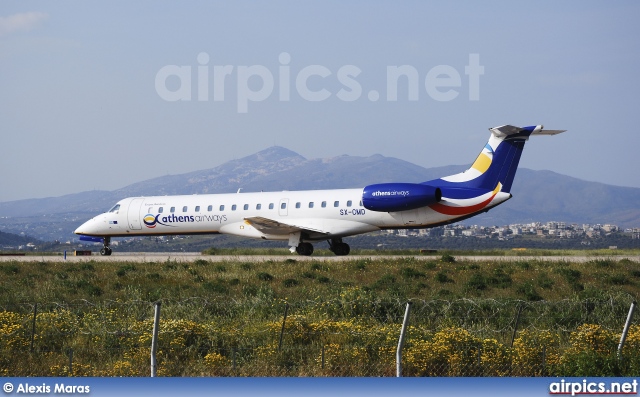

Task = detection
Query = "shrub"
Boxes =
[590,259,615,268]
[489,268,513,288]
[480,338,512,376]
[320,343,373,376]
[465,274,488,292]
[517,281,543,301]
[405,328,480,376]
[536,272,555,289]
[401,267,425,279]
[512,329,560,376]
[283,279,299,288]
[257,272,274,282]
[558,324,619,376]
[203,280,228,294]
[434,271,454,283]
[605,273,629,285]
[203,352,230,375]
[440,254,456,263]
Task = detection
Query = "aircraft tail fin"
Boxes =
[429,125,566,193]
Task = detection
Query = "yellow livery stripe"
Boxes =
[471,153,492,174]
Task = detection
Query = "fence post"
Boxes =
[396,301,412,377]
[510,304,523,348]
[618,301,637,361]
[30,303,38,353]
[151,301,161,377]
[278,303,289,351]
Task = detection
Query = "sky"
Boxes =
[1,1,639,202]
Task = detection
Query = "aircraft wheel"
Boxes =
[333,242,350,256]
[296,242,314,256]
[100,247,112,256]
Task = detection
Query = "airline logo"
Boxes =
[441,139,498,184]
[143,213,227,228]
[371,190,410,197]
[471,143,494,174]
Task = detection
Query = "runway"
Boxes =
[1,252,638,263]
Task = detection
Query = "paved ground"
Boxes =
[1,252,638,263]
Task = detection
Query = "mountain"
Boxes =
[470,169,640,227]
[0,146,638,242]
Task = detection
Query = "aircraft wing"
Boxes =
[244,216,327,236]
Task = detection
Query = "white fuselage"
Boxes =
[74,188,511,242]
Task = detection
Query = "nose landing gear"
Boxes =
[99,237,112,256]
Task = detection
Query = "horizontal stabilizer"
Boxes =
[490,124,566,138]
[531,128,566,135]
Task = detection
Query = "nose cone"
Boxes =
[74,217,103,236]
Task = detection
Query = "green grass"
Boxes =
[1,254,639,376]
[1,255,638,305]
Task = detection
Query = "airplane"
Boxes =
[75,124,565,256]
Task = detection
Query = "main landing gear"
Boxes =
[293,239,351,256]
[328,238,350,256]
[100,237,112,256]
[295,242,314,256]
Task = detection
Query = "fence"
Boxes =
[0,295,638,377]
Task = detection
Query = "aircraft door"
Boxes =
[127,198,145,230]
[278,198,289,216]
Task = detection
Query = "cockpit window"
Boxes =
[108,204,120,213]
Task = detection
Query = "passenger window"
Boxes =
[269,203,274,209]
[170,207,175,213]
[219,205,225,211]
[195,206,200,212]
[334,201,339,207]
[207,205,212,211]
[159,207,164,213]
[183,206,188,212]
[359,201,363,207]
[347,200,352,207]
[321,201,326,208]
[232,205,237,211]
[256,204,262,210]
[295,202,301,209]
[148,207,154,213]
[243,204,249,210]
[309,202,314,208]
[281,203,286,210]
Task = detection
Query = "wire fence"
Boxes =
[1,295,638,377]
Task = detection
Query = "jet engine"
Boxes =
[362,183,442,212]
